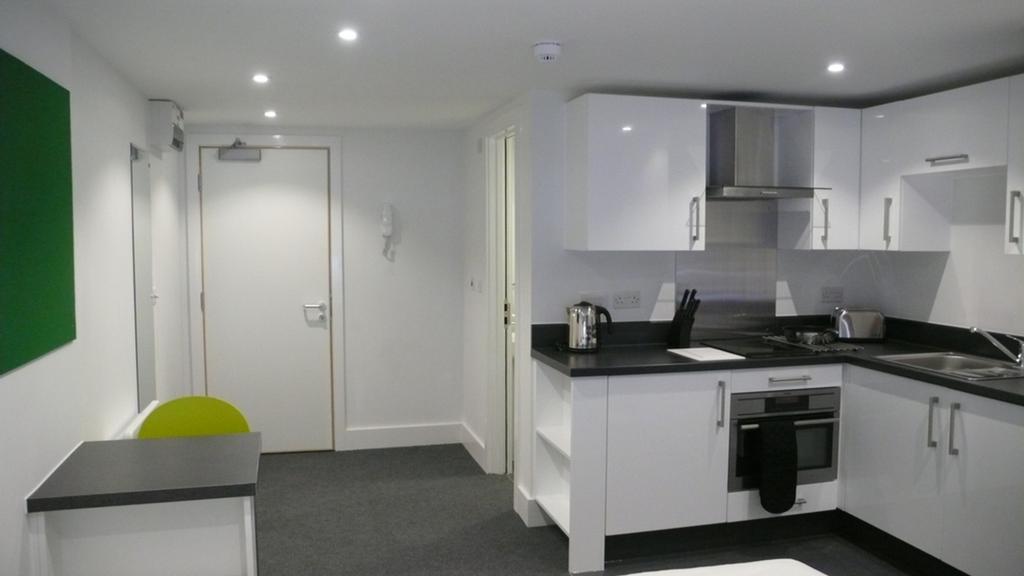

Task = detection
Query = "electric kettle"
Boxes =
[566,301,613,352]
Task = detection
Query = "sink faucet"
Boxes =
[969,327,1024,368]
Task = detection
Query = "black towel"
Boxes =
[758,420,798,514]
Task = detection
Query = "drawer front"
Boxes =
[731,365,842,393]
[727,480,839,522]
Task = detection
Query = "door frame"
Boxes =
[185,133,347,449]
[485,126,516,474]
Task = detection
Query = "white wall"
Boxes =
[0,1,148,573]
[778,169,1024,335]
[340,129,466,447]
[150,149,191,400]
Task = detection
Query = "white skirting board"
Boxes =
[460,422,488,471]
[514,484,552,528]
[726,481,838,522]
[339,421,463,450]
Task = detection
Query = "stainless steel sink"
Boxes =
[878,352,1024,381]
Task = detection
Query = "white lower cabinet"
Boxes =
[841,366,944,556]
[843,366,1024,576]
[605,372,730,535]
[939,389,1024,576]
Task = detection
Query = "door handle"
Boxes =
[304,301,327,320]
[1010,190,1022,244]
[948,402,961,456]
[926,396,939,448]
[691,197,701,242]
[717,380,726,428]
[820,198,829,246]
[883,197,893,245]
[925,153,969,165]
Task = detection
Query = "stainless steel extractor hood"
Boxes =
[706,107,827,200]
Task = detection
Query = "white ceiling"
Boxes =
[46,0,1024,128]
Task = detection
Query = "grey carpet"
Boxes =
[256,444,909,576]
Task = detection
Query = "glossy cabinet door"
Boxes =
[898,78,1009,176]
[565,94,707,251]
[605,372,730,535]
[841,367,944,557]
[812,107,861,250]
[859,102,904,250]
[939,391,1024,576]
[1007,74,1024,255]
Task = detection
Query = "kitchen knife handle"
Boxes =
[1009,190,1022,244]
[926,396,939,448]
[948,402,961,456]
[717,380,726,428]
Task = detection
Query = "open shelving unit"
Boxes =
[533,362,572,535]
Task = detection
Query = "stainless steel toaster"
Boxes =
[833,308,885,341]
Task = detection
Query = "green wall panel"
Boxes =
[0,48,76,375]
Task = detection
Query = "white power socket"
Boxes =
[821,286,844,304]
[613,290,642,309]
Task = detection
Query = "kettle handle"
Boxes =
[595,305,614,334]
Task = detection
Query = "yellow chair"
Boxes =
[138,396,250,439]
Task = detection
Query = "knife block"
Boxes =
[668,317,695,348]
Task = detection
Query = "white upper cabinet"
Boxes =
[899,78,1009,175]
[1007,74,1024,255]
[860,78,1010,251]
[779,107,861,250]
[565,94,707,251]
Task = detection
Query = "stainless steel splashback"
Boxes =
[676,201,777,338]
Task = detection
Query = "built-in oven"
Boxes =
[728,387,840,492]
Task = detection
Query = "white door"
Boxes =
[606,372,730,535]
[200,147,333,452]
[841,367,944,557]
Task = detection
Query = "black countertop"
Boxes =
[531,341,1024,407]
[27,432,261,513]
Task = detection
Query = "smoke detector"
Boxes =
[533,42,562,63]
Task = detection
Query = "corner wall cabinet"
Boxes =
[859,78,1010,251]
[1007,74,1024,255]
[565,94,707,251]
[842,366,1024,576]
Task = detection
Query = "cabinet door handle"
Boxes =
[717,380,726,428]
[948,402,961,456]
[926,396,939,448]
[768,375,811,384]
[883,197,893,244]
[691,197,701,242]
[925,153,969,165]
[1010,190,1022,244]
[820,198,830,245]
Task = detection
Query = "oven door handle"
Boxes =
[739,417,838,431]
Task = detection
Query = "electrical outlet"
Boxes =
[821,286,844,304]
[613,290,642,309]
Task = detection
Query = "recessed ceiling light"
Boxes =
[338,28,359,42]
[621,125,633,132]
[827,62,845,74]
[700,103,708,109]
[273,134,282,139]
[252,73,269,84]
[264,110,277,119]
